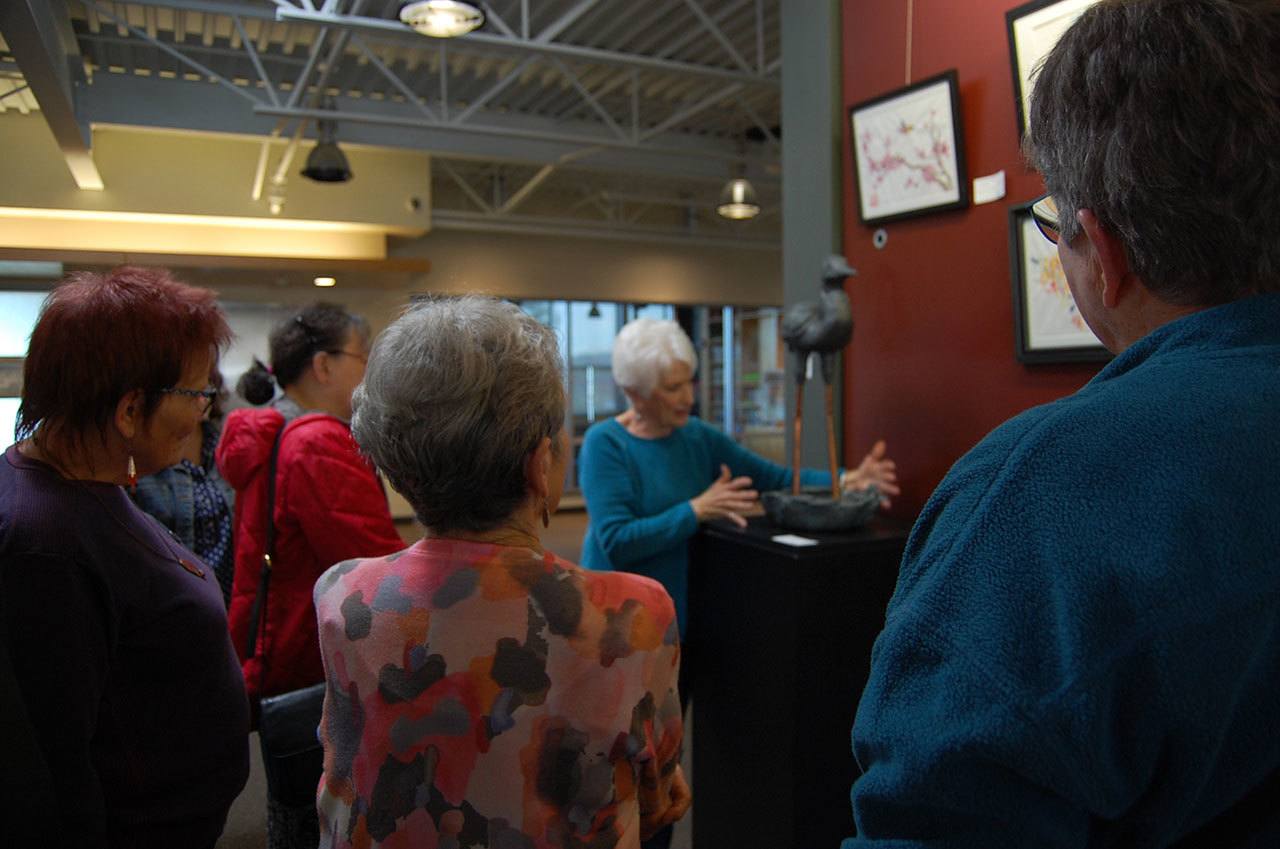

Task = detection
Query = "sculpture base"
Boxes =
[761,487,880,532]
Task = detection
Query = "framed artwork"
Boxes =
[1008,200,1110,364]
[1006,0,1100,137]
[848,69,968,227]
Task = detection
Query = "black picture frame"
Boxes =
[1008,200,1111,364]
[848,69,968,227]
[1006,0,1099,138]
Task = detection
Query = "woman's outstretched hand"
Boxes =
[690,464,758,528]
[839,439,900,508]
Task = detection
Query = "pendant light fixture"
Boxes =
[399,1,485,38]
[301,102,352,183]
[717,176,761,220]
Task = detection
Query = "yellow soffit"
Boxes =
[0,207,426,261]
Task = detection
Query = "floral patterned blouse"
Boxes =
[313,537,683,849]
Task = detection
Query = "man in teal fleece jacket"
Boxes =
[846,2,1280,847]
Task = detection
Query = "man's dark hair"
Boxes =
[1026,0,1280,305]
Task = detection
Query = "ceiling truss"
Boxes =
[1,0,783,247]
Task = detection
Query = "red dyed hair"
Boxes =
[17,266,231,445]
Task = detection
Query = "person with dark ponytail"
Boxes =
[216,302,403,849]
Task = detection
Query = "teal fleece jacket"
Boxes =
[847,294,1280,848]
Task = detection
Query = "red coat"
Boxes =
[217,408,403,701]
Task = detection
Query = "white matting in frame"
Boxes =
[1009,201,1109,364]
[1007,0,1100,136]
[849,70,968,226]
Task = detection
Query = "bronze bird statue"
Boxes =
[781,254,856,499]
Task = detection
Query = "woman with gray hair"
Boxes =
[313,296,689,849]
[579,318,897,708]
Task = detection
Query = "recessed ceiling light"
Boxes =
[314,276,337,287]
[399,1,485,38]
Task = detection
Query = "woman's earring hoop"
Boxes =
[542,503,551,528]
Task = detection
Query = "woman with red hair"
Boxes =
[0,267,249,848]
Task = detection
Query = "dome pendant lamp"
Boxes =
[717,176,761,220]
[301,107,352,183]
[399,1,485,38]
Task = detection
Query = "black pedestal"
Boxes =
[688,515,909,849]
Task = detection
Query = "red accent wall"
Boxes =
[840,0,1101,519]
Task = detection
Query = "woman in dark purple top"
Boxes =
[0,267,250,849]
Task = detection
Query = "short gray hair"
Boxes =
[1026,0,1280,305]
[611,318,697,399]
[351,296,565,533]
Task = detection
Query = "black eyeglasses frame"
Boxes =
[160,385,217,411]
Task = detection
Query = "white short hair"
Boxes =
[612,318,697,398]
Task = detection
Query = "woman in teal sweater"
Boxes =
[579,318,898,640]
[579,318,896,849]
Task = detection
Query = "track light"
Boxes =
[301,109,352,183]
[717,177,761,220]
[400,1,485,37]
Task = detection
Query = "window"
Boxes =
[0,291,50,442]
[219,302,300,398]
[518,299,677,492]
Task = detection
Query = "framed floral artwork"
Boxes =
[848,69,968,226]
[1008,199,1110,363]
[1006,0,1100,137]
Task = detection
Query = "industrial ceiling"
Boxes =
[1,0,783,248]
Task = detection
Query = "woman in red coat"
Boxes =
[216,302,403,849]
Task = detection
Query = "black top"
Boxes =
[0,445,249,848]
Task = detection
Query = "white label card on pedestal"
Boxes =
[771,533,819,547]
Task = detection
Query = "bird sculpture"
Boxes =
[781,254,856,500]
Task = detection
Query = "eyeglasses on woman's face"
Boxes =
[327,349,368,366]
[1031,194,1061,245]
[160,385,217,413]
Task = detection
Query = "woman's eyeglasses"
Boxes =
[327,349,368,365]
[161,385,217,412]
[1030,194,1061,244]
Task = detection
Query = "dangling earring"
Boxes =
[127,455,137,492]
[541,502,551,528]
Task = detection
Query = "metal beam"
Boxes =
[438,160,493,213]
[535,0,601,43]
[479,3,517,38]
[429,209,779,250]
[234,15,280,106]
[351,34,437,121]
[273,6,778,86]
[681,0,752,74]
[258,101,763,166]
[119,0,278,20]
[639,82,743,141]
[0,84,31,104]
[86,1,264,106]
[737,94,779,147]
[75,72,778,184]
[452,55,536,124]
[0,0,103,188]
[496,163,555,214]
[547,56,626,141]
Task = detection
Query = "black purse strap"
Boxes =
[245,425,287,660]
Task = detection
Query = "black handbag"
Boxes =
[258,682,326,808]
[249,424,326,808]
